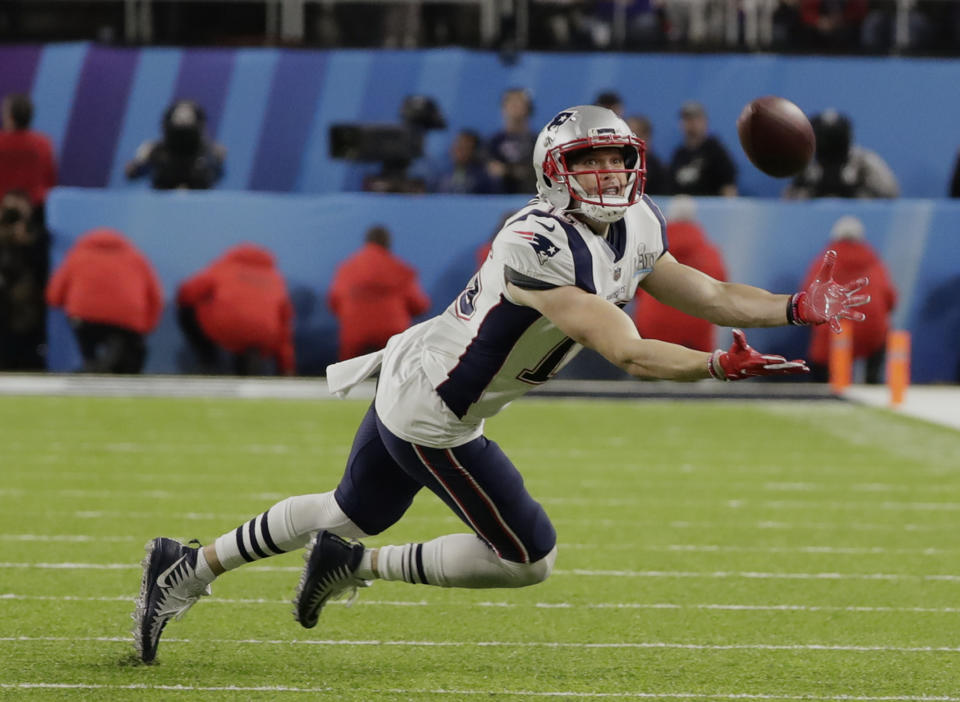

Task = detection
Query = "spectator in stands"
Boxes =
[328,225,430,360]
[784,109,898,199]
[626,114,669,196]
[797,0,867,50]
[435,130,498,194]
[0,94,57,216]
[595,91,624,117]
[663,0,725,46]
[486,88,537,194]
[46,228,163,374]
[669,101,737,197]
[802,215,896,384]
[177,244,296,376]
[0,189,49,370]
[632,195,727,351]
[126,99,226,190]
[861,0,940,52]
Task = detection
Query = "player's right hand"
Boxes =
[709,329,809,381]
[792,250,871,333]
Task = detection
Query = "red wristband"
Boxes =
[787,292,809,326]
[708,350,726,381]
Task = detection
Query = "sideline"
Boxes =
[0,374,956,432]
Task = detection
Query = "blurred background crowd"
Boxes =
[3,0,960,55]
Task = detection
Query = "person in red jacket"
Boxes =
[328,226,430,361]
[632,196,727,351]
[177,244,295,376]
[803,215,897,384]
[46,228,163,373]
[0,94,57,211]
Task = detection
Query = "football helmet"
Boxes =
[533,105,646,223]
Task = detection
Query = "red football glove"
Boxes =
[790,250,871,333]
[709,329,809,381]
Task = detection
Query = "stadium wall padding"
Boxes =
[45,188,960,383]
[3,43,960,198]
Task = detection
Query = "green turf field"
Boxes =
[2,394,959,700]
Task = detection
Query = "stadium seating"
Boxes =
[2,43,959,198]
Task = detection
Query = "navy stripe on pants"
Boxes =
[334,404,556,563]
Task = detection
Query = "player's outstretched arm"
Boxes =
[640,252,793,327]
[790,250,870,333]
[640,251,870,332]
[507,283,807,382]
[708,329,808,381]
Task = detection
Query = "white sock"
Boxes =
[213,491,368,572]
[193,547,217,585]
[368,534,554,588]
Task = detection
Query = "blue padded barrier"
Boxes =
[45,188,960,383]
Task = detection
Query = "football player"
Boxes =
[133,105,869,663]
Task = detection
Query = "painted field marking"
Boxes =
[3,562,959,581]
[0,682,958,700]
[2,636,960,654]
[4,593,960,614]
[3,533,954,556]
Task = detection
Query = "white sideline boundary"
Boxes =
[0,374,957,431]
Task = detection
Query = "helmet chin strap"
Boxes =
[567,176,629,224]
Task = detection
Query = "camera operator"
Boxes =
[784,109,898,200]
[0,189,49,370]
[125,99,226,190]
[331,96,445,194]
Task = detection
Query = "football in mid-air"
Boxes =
[736,96,815,178]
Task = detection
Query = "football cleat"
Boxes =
[133,537,211,663]
[293,530,368,629]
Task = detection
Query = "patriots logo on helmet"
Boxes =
[515,230,561,265]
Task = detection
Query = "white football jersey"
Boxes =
[375,195,667,447]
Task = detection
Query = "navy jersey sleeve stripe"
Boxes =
[558,220,596,294]
[643,194,669,254]
[436,296,541,419]
[504,265,559,291]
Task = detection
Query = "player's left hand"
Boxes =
[791,250,871,333]
[709,329,809,381]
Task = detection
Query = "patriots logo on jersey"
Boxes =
[515,231,561,265]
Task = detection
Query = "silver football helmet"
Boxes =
[533,105,646,223]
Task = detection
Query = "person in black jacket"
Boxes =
[669,101,737,197]
[126,99,226,190]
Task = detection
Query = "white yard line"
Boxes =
[3,562,959,581]
[2,636,960,654]
[4,593,960,614]
[0,682,957,700]
[19,510,958,532]
[5,533,953,555]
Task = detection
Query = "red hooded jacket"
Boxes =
[328,243,431,360]
[46,228,164,334]
[177,244,295,374]
[632,220,727,352]
[0,129,57,205]
[803,239,897,365]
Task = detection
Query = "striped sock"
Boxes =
[213,492,366,572]
[373,543,429,585]
[214,508,287,571]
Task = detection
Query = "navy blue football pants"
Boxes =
[334,404,556,564]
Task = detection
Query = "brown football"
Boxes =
[736,96,815,178]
